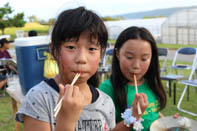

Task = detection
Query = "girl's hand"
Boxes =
[132,93,148,119]
[55,84,85,130]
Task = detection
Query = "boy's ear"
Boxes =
[49,43,56,60]
[115,48,120,60]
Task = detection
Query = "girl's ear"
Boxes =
[115,48,120,60]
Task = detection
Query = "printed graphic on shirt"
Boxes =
[143,100,159,115]
[75,119,107,131]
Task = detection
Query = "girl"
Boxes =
[16,7,147,131]
[99,26,167,130]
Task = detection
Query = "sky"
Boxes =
[0,0,197,21]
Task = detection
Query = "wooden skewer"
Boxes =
[53,73,81,117]
[134,75,142,115]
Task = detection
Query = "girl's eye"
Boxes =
[126,56,133,59]
[142,58,148,61]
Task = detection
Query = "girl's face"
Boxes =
[57,31,101,85]
[116,39,152,85]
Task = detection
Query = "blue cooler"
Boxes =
[14,36,50,94]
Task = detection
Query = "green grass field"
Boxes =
[0,22,51,40]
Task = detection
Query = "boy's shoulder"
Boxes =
[25,81,58,98]
[96,89,114,106]
[97,89,111,99]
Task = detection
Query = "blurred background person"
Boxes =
[28,30,38,37]
[0,38,18,75]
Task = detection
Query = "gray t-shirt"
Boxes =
[16,81,116,131]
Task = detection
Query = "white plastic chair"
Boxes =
[177,60,197,116]
[158,47,168,75]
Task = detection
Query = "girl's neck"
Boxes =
[128,77,145,86]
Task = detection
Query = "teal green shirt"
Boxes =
[99,79,159,131]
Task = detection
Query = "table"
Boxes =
[160,74,186,105]
[6,75,24,131]
[150,116,197,131]
[11,98,21,131]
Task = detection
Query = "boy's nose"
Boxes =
[75,49,87,64]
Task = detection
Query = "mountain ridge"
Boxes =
[113,6,197,19]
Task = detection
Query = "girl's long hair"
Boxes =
[110,26,167,113]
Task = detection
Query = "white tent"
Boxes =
[105,18,166,41]
[161,8,197,45]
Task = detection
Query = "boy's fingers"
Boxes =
[58,84,65,97]
[72,86,79,97]
[65,84,74,98]
[58,84,65,101]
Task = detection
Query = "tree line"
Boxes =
[0,2,124,35]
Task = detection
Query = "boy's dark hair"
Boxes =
[111,26,167,113]
[51,7,108,87]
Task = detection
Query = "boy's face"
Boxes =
[58,31,101,85]
[116,39,152,85]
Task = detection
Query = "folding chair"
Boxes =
[98,48,113,82]
[177,60,197,116]
[158,48,168,75]
[160,47,197,105]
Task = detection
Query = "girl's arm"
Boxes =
[159,112,164,118]
[111,93,148,131]
[24,115,51,131]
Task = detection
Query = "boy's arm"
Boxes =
[24,115,51,131]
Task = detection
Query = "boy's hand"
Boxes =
[56,84,85,129]
[132,93,148,119]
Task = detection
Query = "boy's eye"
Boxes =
[66,46,75,50]
[89,47,97,51]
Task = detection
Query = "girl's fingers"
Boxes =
[132,93,139,106]
[141,93,148,105]
[137,93,147,104]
